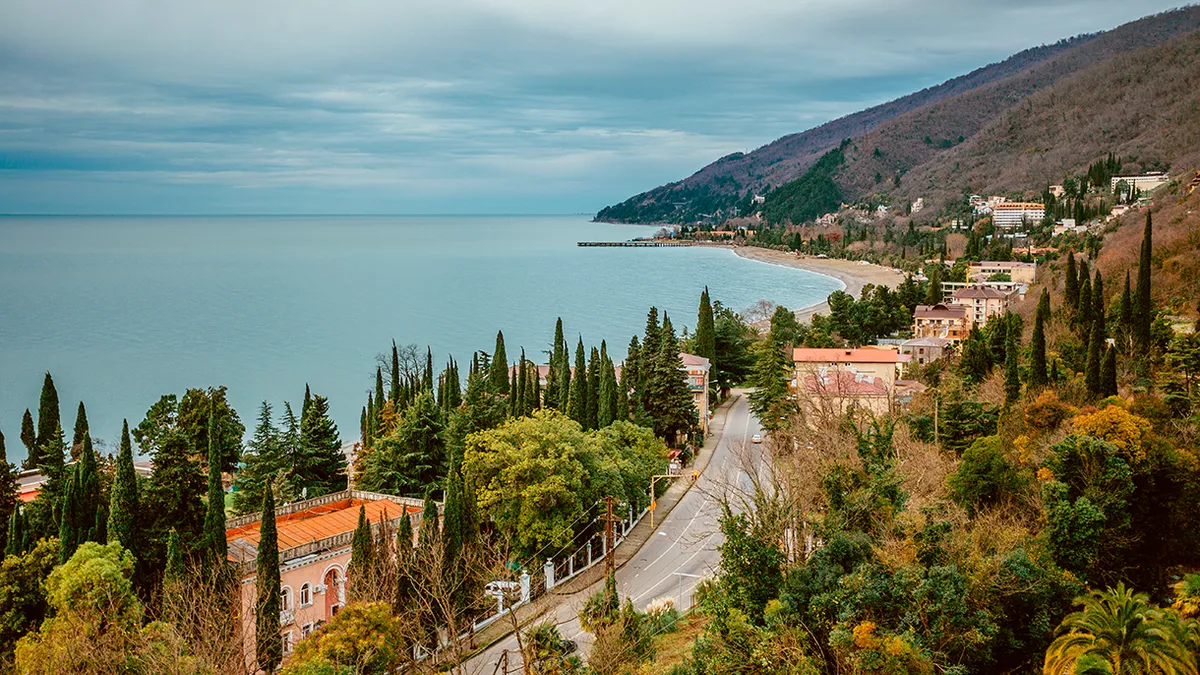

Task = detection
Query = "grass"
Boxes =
[643,613,708,672]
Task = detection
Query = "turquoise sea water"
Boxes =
[0,215,840,460]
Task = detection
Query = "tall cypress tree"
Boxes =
[546,319,567,411]
[1134,211,1153,353]
[19,410,35,469]
[58,433,101,562]
[1118,271,1133,352]
[375,368,386,423]
[696,287,716,363]
[1036,288,1051,325]
[348,505,374,602]
[164,528,185,587]
[417,492,440,553]
[1064,252,1079,309]
[489,331,509,394]
[302,384,312,422]
[1092,270,1105,339]
[1102,346,1118,397]
[1030,304,1048,388]
[567,339,588,425]
[71,401,89,462]
[516,349,529,418]
[34,372,64,480]
[395,510,415,608]
[107,420,138,556]
[0,429,16,552]
[924,265,943,305]
[508,367,519,418]
[391,342,402,404]
[255,487,282,673]
[556,334,572,411]
[5,507,27,558]
[1085,315,1104,397]
[586,347,601,430]
[204,408,228,567]
[598,357,615,428]
[1077,267,1093,337]
[1004,319,1021,405]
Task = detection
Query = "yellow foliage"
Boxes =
[1014,435,1032,465]
[1037,467,1055,482]
[852,622,879,649]
[1072,405,1151,460]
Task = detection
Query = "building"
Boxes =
[900,337,952,365]
[1048,185,1066,198]
[949,285,1014,327]
[17,461,153,503]
[991,202,1045,229]
[791,348,903,418]
[913,303,970,341]
[910,197,925,214]
[680,353,711,435]
[1110,172,1169,194]
[967,260,1037,284]
[227,490,426,664]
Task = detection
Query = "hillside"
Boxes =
[598,6,1200,224]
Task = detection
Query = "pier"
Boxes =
[577,240,726,247]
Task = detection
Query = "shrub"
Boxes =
[1024,391,1076,433]
[947,436,1025,517]
[1072,405,1151,460]
[283,602,407,675]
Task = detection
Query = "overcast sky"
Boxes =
[0,0,1185,214]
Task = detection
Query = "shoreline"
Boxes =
[729,246,907,322]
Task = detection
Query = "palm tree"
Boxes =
[1044,583,1198,674]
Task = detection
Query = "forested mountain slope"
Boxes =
[598,6,1200,224]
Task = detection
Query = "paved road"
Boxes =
[464,393,764,674]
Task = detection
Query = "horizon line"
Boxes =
[0,212,600,218]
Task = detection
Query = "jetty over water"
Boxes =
[577,240,724,247]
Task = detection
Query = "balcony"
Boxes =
[281,609,295,626]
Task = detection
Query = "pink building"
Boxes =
[226,490,426,664]
[679,353,712,435]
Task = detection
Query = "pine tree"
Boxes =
[233,402,281,515]
[107,420,138,556]
[696,287,716,363]
[1064,252,1079,309]
[255,487,282,673]
[1085,315,1104,397]
[70,401,89,462]
[643,314,698,445]
[299,392,347,498]
[586,347,601,430]
[1004,319,1021,405]
[1030,304,1049,388]
[489,331,509,394]
[1134,211,1153,353]
[567,339,588,425]
[0,428,16,552]
[959,326,993,384]
[34,372,64,480]
[19,410,35,470]
[204,407,228,567]
[348,505,374,602]
[1118,271,1133,352]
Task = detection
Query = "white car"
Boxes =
[751,434,763,444]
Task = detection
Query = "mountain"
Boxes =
[597,6,1200,225]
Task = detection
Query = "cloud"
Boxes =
[0,0,1186,213]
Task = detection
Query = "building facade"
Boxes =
[1110,172,1169,194]
[968,261,1036,284]
[791,348,903,418]
[680,353,711,435]
[949,285,1014,328]
[900,337,952,365]
[913,303,970,341]
[991,202,1045,228]
[226,490,426,666]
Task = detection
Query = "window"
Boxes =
[301,623,314,639]
[280,587,292,612]
[282,631,293,654]
[299,583,312,607]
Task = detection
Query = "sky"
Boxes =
[0,0,1186,215]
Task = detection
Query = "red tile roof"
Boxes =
[680,353,711,368]
[952,286,1011,300]
[226,497,420,554]
[792,348,900,364]
[914,303,968,319]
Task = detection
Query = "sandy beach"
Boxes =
[731,246,908,322]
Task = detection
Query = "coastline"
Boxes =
[730,246,907,322]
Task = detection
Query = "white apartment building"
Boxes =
[1110,172,1169,194]
[991,202,1045,228]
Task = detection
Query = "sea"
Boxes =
[0,215,841,461]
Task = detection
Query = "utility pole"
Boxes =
[604,495,616,578]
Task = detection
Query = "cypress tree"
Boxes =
[34,372,64,479]
[417,492,439,553]
[1102,345,1118,397]
[164,528,184,586]
[1118,271,1133,352]
[1134,211,1153,352]
[696,287,716,363]
[348,505,374,602]
[615,359,630,422]
[586,347,601,430]
[1037,288,1051,325]
[107,420,138,556]
[1004,319,1021,405]
[516,349,529,417]
[546,319,567,411]
[395,509,415,608]
[57,465,80,563]
[366,392,376,443]
[1030,306,1048,388]
[489,331,509,394]
[71,401,89,462]
[508,367,519,418]
[302,384,312,422]
[375,367,386,422]
[391,341,401,404]
[204,408,228,567]
[0,429,16,553]
[1064,252,1079,309]
[924,265,943,305]
[19,410,35,469]
[1077,266,1092,337]
[598,357,615,428]
[360,406,369,450]
[624,335,643,420]
[1085,315,1103,397]
[567,339,588,425]
[1092,270,1105,339]
[5,507,26,558]
[255,487,282,673]
[530,360,541,411]
[556,335,572,411]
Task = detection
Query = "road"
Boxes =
[463,392,764,674]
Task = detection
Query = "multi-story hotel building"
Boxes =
[991,202,1045,228]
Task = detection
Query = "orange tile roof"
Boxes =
[792,348,900,364]
[226,497,420,553]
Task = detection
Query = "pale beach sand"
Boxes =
[731,247,908,322]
